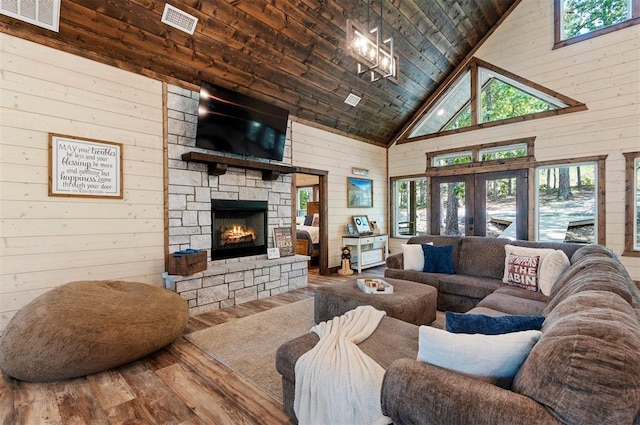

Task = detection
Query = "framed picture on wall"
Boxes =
[49,133,123,198]
[347,177,373,208]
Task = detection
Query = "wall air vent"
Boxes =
[161,4,198,35]
[0,0,61,32]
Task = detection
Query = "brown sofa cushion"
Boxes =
[477,292,547,316]
[513,290,640,425]
[569,243,616,263]
[384,268,441,291]
[437,274,503,299]
[544,256,638,314]
[510,239,584,261]
[382,359,559,425]
[0,280,189,382]
[458,237,511,279]
[276,315,420,422]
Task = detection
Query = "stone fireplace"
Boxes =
[165,84,308,315]
[211,200,268,260]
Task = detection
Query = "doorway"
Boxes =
[430,170,528,239]
[293,169,329,275]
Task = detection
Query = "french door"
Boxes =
[430,170,528,239]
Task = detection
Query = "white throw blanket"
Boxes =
[294,305,392,425]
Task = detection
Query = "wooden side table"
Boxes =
[342,234,389,273]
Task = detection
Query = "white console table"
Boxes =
[342,234,389,274]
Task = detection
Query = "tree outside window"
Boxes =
[393,178,427,237]
[557,0,638,45]
[536,163,597,243]
[297,187,313,217]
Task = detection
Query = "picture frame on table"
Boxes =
[347,222,359,237]
[352,215,372,235]
[347,177,373,208]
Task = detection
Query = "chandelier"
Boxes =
[346,1,397,81]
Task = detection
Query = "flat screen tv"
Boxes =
[195,81,289,162]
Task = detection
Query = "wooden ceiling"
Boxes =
[0,0,519,147]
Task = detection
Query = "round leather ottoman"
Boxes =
[0,280,189,382]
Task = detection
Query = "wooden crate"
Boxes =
[167,250,207,276]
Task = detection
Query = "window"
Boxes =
[406,59,585,140]
[535,163,597,243]
[555,0,640,47]
[428,140,531,169]
[478,72,558,124]
[297,187,313,217]
[623,152,640,255]
[432,152,473,167]
[392,178,428,237]
[480,144,528,161]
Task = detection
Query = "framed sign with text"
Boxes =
[273,227,294,257]
[49,134,123,198]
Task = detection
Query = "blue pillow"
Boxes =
[422,244,454,274]
[303,215,313,226]
[446,312,545,335]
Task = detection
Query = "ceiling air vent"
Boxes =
[344,93,362,107]
[0,0,61,32]
[161,4,198,35]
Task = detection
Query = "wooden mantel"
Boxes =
[181,152,297,181]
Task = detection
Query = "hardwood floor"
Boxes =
[0,266,385,425]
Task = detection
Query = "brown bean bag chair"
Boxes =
[0,280,189,382]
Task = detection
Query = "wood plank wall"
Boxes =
[387,0,640,280]
[0,35,166,333]
[291,120,387,268]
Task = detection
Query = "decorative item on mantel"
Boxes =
[167,249,207,276]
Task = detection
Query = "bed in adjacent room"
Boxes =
[296,202,320,261]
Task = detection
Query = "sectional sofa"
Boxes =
[276,238,640,424]
[384,235,585,313]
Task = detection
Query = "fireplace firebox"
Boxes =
[211,200,268,260]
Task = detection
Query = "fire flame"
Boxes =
[222,225,255,244]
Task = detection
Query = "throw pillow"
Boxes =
[418,326,541,387]
[445,312,545,335]
[502,245,556,292]
[402,244,430,271]
[303,215,313,226]
[505,253,541,291]
[311,213,320,227]
[538,250,570,296]
[422,244,454,274]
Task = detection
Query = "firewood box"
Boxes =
[167,249,207,276]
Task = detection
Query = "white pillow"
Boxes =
[538,250,570,296]
[418,326,541,385]
[503,245,555,289]
[401,244,425,271]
